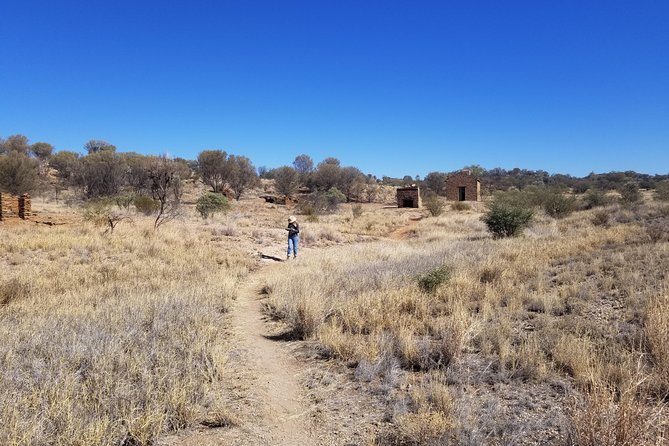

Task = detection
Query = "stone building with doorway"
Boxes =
[445,170,480,201]
[396,186,421,208]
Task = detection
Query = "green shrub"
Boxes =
[654,182,669,202]
[619,182,641,205]
[482,202,534,238]
[542,190,576,219]
[583,189,610,209]
[196,192,230,219]
[134,195,160,216]
[451,201,471,211]
[418,265,451,293]
[425,195,444,217]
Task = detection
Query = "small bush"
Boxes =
[591,210,611,227]
[351,204,363,219]
[619,182,641,205]
[583,189,610,209]
[0,278,31,306]
[418,265,451,293]
[451,201,470,211]
[134,195,160,216]
[425,195,444,217]
[654,181,669,202]
[542,190,576,219]
[482,202,534,238]
[196,192,230,219]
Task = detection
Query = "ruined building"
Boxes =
[445,169,480,201]
[396,186,421,208]
[0,193,32,221]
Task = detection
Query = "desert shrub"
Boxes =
[591,209,611,226]
[0,278,31,306]
[451,201,470,211]
[645,221,669,243]
[541,190,576,218]
[424,195,444,217]
[482,201,534,238]
[583,189,611,209]
[351,204,363,219]
[133,195,159,215]
[619,182,641,205]
[567,384,665,446]
[196,192,229,219]
[297,187,347,215]
[83,199,131,234]
[417,265,451,293]
[654,181,669,201]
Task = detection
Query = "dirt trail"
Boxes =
[159,263,315,445]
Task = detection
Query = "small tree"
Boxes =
[147,156,183,229]
[274,166,299,198]
[196,192,230,219]
[197,150,231,193]
[83,199,131,234]
[0,151,40,194]
[228,155,258,200]
[619,182,641,205]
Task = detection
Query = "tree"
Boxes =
[122,153,152,194]
[147,156,183,229]
[0,151,40,194]
[463,164,486,177]
[84,139,116,154]
[197,150,231,193]
[313,162,341,191]
[79,150,126,197]
[50,151,81,183]
[30,142,53,161]
[320,157,341,167]
[338,166,366,202]
[424,172,447,196]
[274,166,299,198]
[293,154,314,174]
[0,135,30,155]
[228,155,258,200]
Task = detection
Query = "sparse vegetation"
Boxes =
[424,194,444,217]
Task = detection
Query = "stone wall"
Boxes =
[445,171,480,201]
[0,193,32,221]
[397,187,421,208]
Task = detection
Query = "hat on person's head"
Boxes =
[288,215,296,223]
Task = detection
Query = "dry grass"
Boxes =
[264,202,669,444]
[0,217,254,445]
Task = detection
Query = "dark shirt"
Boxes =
[287,222,299,237]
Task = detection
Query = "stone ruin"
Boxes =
[445,169,480,201]
[396,186,421,208]
[0,193,32,221]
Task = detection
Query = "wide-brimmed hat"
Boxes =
[288,215,296,223]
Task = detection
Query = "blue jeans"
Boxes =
[287,235,299,257]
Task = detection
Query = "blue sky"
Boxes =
[1,0,667,178]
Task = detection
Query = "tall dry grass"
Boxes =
[0,220,253,445]
[264,202,669,444]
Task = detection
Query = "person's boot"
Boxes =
[286,255,290,261]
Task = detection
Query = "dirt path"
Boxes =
[158,263,316,445]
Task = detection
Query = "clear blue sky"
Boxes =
[1,0,667,178]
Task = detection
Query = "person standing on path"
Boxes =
[286,215,299,260]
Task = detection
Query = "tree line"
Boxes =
[2,134,667,203]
